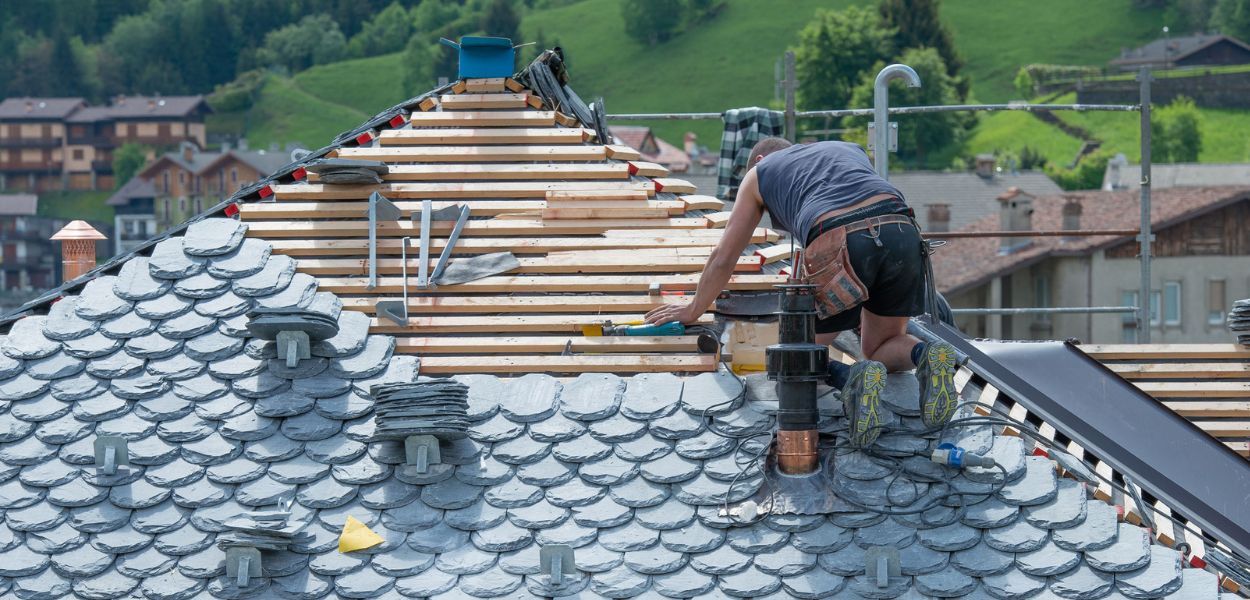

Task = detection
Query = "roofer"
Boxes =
[645,138,959,447]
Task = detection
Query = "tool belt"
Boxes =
[801,214,915,320]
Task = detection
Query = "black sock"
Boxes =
[910,342,927,367]
[826,361,852,388]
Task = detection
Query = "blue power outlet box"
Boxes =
[440,36,516,79]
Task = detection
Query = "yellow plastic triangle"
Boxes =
[338,515,383,553]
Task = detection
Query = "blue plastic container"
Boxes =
[440,36,516,79]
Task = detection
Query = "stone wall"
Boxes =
[1076,71,1250,108]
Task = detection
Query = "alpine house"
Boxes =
[0,47,1238,600]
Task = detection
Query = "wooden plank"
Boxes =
[680,195,725,211]
[463,78,505,92]
[706,211,732,228]
[341,295,686,314]
[542,206,673,220]
[600,227,779,242]
[504,78,525,92]
[242,199,683,220]
[336,145,608,163]
[554,112,580,127]
[271,181,655,201]
[451,80,467,94]
[654,178,697,194]
[1107,362,1250,379]
[245,218,710,238]
[1193,421,1250,437]
[605,145,642,160]
[1160,401,1250,417]
[313,273,787,295]
[417,97,437,111]
[416,354,718,374]
[1082,344,1250,360]
[439,93,529,109]
[410,111,555,128]
[378,128,589,146]
[628,161,669,177]
[394,335,704,354]
[547,190,651,201]
[1135,382,1250,398]
[368,313,715,334]
[311,163,632,182]
[265,232,765,257]
[294,253,756,275]
[526,95,544,109]
[755,244,793,264]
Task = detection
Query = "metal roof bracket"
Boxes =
[225,547,262,588]
[404,435,442,472]
[93,436,129,475]
[367,191,401,290]
[540,544,576,586]
[376,236,411,328]
[865,546,901,589]
[417,199,432,289]
[276,330,310,368]
[432,205,470,284]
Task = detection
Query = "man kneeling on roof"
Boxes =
[645,137,959,447]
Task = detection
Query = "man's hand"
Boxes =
[645,303,703,325]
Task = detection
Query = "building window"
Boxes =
[231,168,238,184]
[194,198,202,212]
[162,172,170,193]
[1120,290,1139,342]
[72,149,84,161]
[163,198,171,218]
[1163,281,1181,326]
[178,172,185,186]
[179,198,187,212]
[1208,279,1226,326]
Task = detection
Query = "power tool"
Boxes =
[581,320,685,337]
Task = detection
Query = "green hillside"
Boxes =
[212,0,1250,171]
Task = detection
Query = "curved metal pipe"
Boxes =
[873,64,922,178]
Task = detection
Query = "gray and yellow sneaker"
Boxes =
[917,341,959,428]
[842,360,888,448]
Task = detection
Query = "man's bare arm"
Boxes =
[645,169,765,325]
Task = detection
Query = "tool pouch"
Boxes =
[802,225,869,320]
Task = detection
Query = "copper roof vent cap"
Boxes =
[51,220,107,241]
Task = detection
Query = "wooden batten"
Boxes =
[394,335,704,354]
[439,93,530,109]
[628,161,670,177]
[377,128,589,146]
[546,190,651,202]
[335,145,609,163]
[680,195,726,211]
[504,78,525,92]
[368,313,715,335]
[265,232,765,257]
[269,181,656,201]
[705,211,732,228]
[653,178,697,194]
[415,354,719,374]
[463,78,506,93]
[245,218,712,239]
[340,294,684,314]
[241,199,687,220]
[755,244,794,264]
[305,163,632,182]
[605,145,642,160]
[293,253,755,275]
[313,273,787,295]
[410,111,555,127]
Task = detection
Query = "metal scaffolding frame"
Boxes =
[608,59,1157,342]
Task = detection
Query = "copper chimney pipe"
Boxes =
[51,221,106,282]
[776,430,820,474]
[766,283,829,476]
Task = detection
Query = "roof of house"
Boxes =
[0,65,1231,600]
[1103,160,1250,191]
[106,177,159,207]
[0,97,86,120]
[1110,33,1250,66]
[139,148,299,182]
[0,193,38,215]
[890,171,1063,232]
[932,186,1250,294]
[610,125,691,172]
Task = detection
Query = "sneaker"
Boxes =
[917,341,959,428]
[842,360,887,448]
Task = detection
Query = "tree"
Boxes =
[1153,96,1203,162]
[401,35,438,96]
[1166,0,1215,33]
[1211,0,1250,40]
[1049,150,1111,191]
[843,47,970,162]
[481,0,521,41]
[412,0,461,37]
[112,143,149,190]
[621,0,684,46]
[253,14,347,73]
[346,2,413,57]
[1013,67,1035,99]
[794,6,895,111]
[877,0,967,99]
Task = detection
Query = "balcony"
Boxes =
[0,161,60,173]
[66,135,114,148]
[91,160,113,172]
[0,137,63,149]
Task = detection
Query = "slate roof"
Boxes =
[889,171,1063,232]
[610,126,692,172]
[62,96,211,122]
[1102,160,1250,191]
[0,97,86,121]
[0,215,1221,599]
[0,193,38,215]
[106,178,158,207]
[1110,34,1250,67]
[932,186,1250,294]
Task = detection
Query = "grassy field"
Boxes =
[292,52,408,116]
[38,190,113,223]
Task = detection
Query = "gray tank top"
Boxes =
[755,141,905,236]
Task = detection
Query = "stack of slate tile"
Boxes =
[245,307,339,342]
[1227,299,1250,345]
[371,380,470,441]
[216,515,301,552]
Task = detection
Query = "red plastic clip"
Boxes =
[355,131,373,146]
[627,162,639,176]
[654,180,665,193]
[1031,447,1049,458]
[389,114,406,128]
[291,167,307,181]
[258,186,274,199]
[1189,554,1207,569]
[223,203,240,217]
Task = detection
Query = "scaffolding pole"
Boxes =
[1138,68,1154,344]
